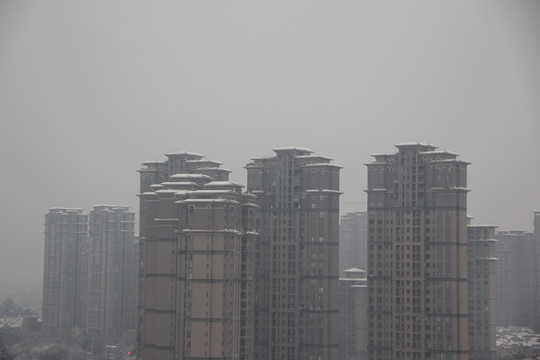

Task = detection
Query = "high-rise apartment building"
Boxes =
[245,147,341,360]
[366,143,469,360]
[42,208,89,341]
[339,268,368,360]
[534,211,540,333]
[466,225,497,360]
[137,152,256,360]
[495,230,535,328]
[87,205,136,345]
[494,212,540,334]
[339,211,367,275]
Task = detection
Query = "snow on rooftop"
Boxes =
[204,181,244,188]
[141,160,167,165]
[164,151,204,157]
[426,158,470,165]
[196,167,232,172]
[186,189,236,195]
[155,189,181,194]
[302,163,343,168]
[92,204,130,210]
[186,159,223,165]
[48,208,84,214]
[305,189,342,194]
[419,150,459,156]
[395,142,437,148]
[296,154,333,161]
[248,156,275,161]
[169,173,212,180]
[176,198,239,204]
[272,146,313,153]
[160,181,198,187]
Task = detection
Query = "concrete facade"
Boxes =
[366,143,470,360]
[339,212,368,275]
[246,147,341,360]
[466,225,497,360]
[42,208,89,341]
[495,211,540,333]
[137,152,256,360]
[87,205,137,345]
[339,268,368,360]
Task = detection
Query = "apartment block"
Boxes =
[246,147,341,360]
[366,142,469,360]
[534,211,540,333]
[42,208,89,341]
[138,152,256,360]
[467,225,497,360]
[87,205,136,345]
[339,268,368,360]
[339,211,367,275]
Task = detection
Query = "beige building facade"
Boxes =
[246,147,341,360]
[366,143,469,360]
[138,152,256,360]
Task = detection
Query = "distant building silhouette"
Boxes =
[245,147,341,360]
[137,152,256,360]
[339,211,367,275]
[42,206,137,346]
[366,143,469,360]
[87,205,136,345]
[535,211,540,332]
[495,212,540,333]
[339,268,367,360]
[467,224,497,360]
[42,208,88,341]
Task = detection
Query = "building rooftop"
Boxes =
[164,151,204,157]
[395,142,437,149]
[273,146,313,154]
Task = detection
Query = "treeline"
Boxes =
[0,299,37,318]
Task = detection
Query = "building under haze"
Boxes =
[245,147,341,360]
[495,211,540,333]
[366,143,469,360]
[339,268,368,360]
[339,211,367,275]
[87,205,137,345]
[42,208,89,341]
[467,224,497,360]
[137,152,257,360]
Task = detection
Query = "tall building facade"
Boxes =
[87,205,136,345]
[495,230,536,328]
[339,268,368,360]
[466,225,497,360]
[339,211,367,275]
[246,147,341,360]
[138,152,256,360]
[366,143,469,360]
[42,208,89,341]
[534,211,540,333]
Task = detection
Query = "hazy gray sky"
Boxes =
[0,1,539,290]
